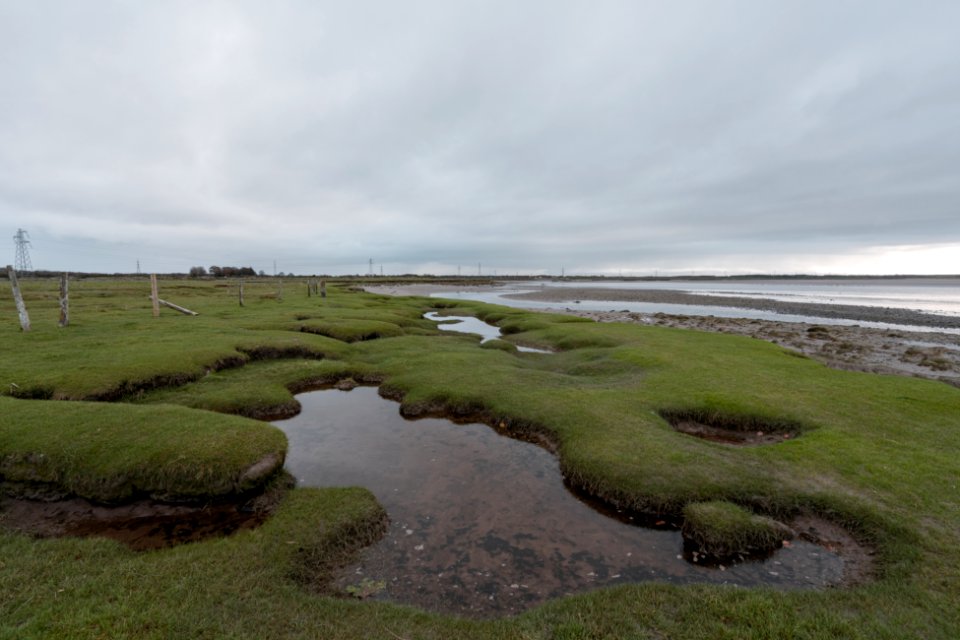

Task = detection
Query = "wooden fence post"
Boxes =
[307,281,312,297]
[58,273,69,328]
[239,279,245,307]
[150,274,160,317]
[156,298,198,316]
[7,265,31,331]
[320,279,326,298]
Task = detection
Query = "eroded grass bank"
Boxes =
[1,277,959,638]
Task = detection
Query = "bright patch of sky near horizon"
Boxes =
[1,1,958,276]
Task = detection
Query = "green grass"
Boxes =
[136,359,380,419]
[0,397,286,502]
[1,276,959,638]
[681,501,791,558]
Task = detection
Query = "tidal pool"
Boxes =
[274,387,845,617]
[424,311,551,353]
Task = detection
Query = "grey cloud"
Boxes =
[2,1,959,275]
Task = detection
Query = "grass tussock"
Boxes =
[682,500,793,558]
[479,339,518,353]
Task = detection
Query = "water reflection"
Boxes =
[275,387,844,616]
[424,311,551,353]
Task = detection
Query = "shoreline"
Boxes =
[366,284,960,386]
[551,308,960,387]
[504,286,960,329]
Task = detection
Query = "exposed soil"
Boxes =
[658,410,802,446]
[791,514,876,587]
[0,483,286,551]
[670,420,795,446]
[682,513,875,587]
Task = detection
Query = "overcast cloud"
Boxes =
[2,1,959,275]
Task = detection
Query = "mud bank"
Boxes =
[0,481,287,550]
[507,286,960,329]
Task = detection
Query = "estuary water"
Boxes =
[427,278,960,332]
[539,278,960,316]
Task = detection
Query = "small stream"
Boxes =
[424,311,551,353]
[274,387,845,617]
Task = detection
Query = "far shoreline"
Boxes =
[365,282,960,387]
[504,286,960,330]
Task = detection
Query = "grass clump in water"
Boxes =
[682,500,793,559]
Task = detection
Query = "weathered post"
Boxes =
[150,274,160,317]
[7,265,31,331]
[239,279,245,307]
[320,279,326,298]
[157,298,198,316]
[58,273,69,328]
[307,281,312,297]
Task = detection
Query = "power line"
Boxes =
[13,228,32,271]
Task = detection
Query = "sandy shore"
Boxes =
[366,284,960,386]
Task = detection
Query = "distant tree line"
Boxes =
[189,266,258,278]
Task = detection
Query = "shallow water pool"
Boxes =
[274,387,846,616]
[424,311,551,353]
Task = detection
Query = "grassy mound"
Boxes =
[0,397,286,502]
[682,500,793,558]
[297,318,405,342]
[479,339,518,353]
[137,359,381,419]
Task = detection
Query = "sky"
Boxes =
[1,1,959,277]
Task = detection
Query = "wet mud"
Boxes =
[658,409,801,446]
[670,420,794,445]
[507,286,960,329]
[275,387,860,617]
[0,493,274,551]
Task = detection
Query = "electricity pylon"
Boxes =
[13,228,32,271]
